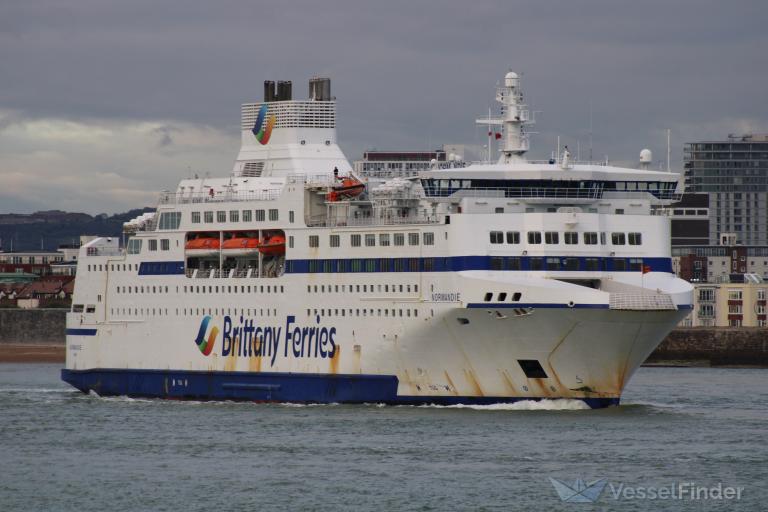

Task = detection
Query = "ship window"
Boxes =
[72,304,84,312]
[394,233,405,246]
[506,231,520,244]
[506,257,521,271]
[484,292,493,302]
[546,257,560,270]
[613,258,627,271]
[615,209,625,215]
[309,235,319,248]
[512,292,522,301]
[289,211,294,223]
[127,239,142,254]
[564,232,578,245]
[527,232,542,244]
[161,239,170,251]
[498,292,507,301]
[191,212,201,223]
[490,257,503,270]
[255,210,265,221]
[423,232,434,245]
[229,210,239,222]
[148,239,158,251]
[159,211,181,230]
[242,210,252,222]
[351,234,361,247]
[379,233,390,246]
[530,258,544,270]
[585,258,600,271]
[490,231,503,244]
[584,232,598,245]
[204,211,213,223]
[408,233,419,246]
[600,232,607,245]
[330,234,340,247]
[269,209,278,221]
[628,232,642,245]
[366,234,376,247]
[289,236,294,249]
[217,211,226,222]
[629,258,643,271]
[545,232,559,244]
[564,258,579,270]
[611,233,626,245]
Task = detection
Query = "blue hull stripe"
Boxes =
[60,369,619,409]
[135,257,672,276]
[467,303,609,309]
[65,328,98,336]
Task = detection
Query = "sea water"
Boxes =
[1,364,766,511]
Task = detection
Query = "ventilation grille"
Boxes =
[241,161,265,177]
[241,101,336,130]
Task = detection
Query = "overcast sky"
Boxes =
[1,0,766,214]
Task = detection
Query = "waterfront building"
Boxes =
[683,134,768,245]
[672,245,768,283]
[679,281,767,327]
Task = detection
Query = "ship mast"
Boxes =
[475,70,534,164]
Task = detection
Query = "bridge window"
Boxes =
[158,211,181,230]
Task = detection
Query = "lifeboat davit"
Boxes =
[185,236,220,253]
[258,235,286,256]
[327,176,365,202]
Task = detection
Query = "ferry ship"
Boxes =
[62,72,693,408]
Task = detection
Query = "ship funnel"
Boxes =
[309,77,332,101]
[263,80,276,102]
[277,80,293,101]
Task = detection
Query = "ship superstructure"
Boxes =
[62,72,693,408]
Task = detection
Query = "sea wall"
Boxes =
[0,309,67,344]
[648,327,768,366]
[0,309,766,366]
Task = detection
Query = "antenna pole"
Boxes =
[556,136,560,163]
[666,128,671,172]
[588,100,593,162]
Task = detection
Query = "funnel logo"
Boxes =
[194,315,218,356]
[252,104,276,145]
[550,478,608,503]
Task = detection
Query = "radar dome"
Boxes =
[504,71,519,87]
[639,148,653,163]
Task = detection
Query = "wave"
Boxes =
[415,399,591,411]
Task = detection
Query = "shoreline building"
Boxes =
[684,134,768,246]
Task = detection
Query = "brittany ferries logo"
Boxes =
[194,315,218,356]
[251,104,275,145]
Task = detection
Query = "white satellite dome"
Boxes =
[639,148,653,164]
[504,71,519,87]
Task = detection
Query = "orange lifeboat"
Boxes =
[258,234,286,256]
[327,176,365,202]
[185,236,220,251]
[222,237,260,250]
